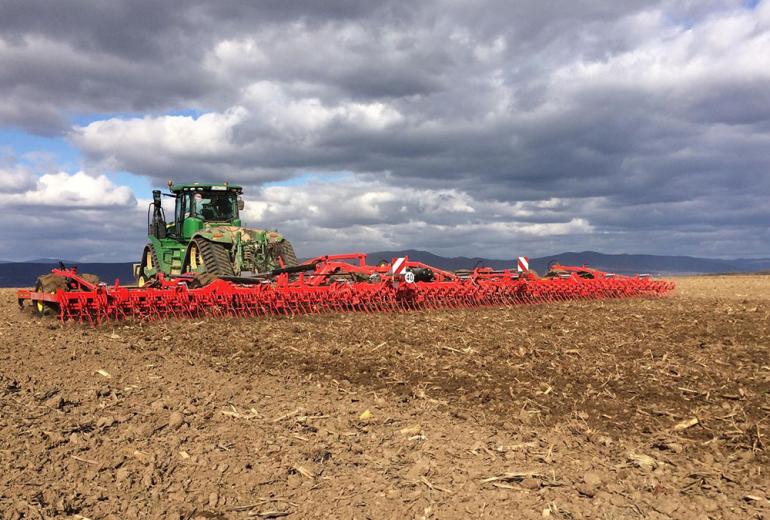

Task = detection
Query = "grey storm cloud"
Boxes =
[0,0,769,260]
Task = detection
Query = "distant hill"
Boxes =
[366,249,770,276]
[1,250,769,288]
[24,258,78,264]
[0,262,134,288]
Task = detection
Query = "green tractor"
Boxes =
[134,181,297,285]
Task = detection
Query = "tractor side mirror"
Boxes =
[153,190,162,208]
[237,197,244,211]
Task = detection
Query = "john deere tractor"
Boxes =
[134,181,297,285]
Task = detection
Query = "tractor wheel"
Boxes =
[183,238,235,277]
[275,239,298,267]
[32,274,65,317]
[138,246,161,286]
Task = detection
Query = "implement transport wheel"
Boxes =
[183,237,235,277]
[32,274,65,317]
[138,246,161,286]
[80,273,101,285]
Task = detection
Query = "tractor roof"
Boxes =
[169,182,242,193]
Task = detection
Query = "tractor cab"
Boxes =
[169,183,244,241]
[148,182,244,242]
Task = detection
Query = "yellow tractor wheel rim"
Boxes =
[36,300,44,313]
[190,243,200,271]
[140,249,153,285]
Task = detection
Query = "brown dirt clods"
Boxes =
[1,276,769,518]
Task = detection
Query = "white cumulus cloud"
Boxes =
[0,171,136,208]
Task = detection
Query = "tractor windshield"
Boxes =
[191,191,237,221]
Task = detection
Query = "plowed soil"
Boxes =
[1,276,769,519]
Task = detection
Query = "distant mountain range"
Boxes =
[0,262,137,288]
[1,250,768,288]
[24,258,79,264]
[366,250,770,276]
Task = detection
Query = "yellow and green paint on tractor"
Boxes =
[134,181,297,285]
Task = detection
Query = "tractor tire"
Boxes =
[275,239,298,267]
[138,246,161,286]
[184,238,235,277]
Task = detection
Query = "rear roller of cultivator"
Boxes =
[17,254,675,325]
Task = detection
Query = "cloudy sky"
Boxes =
[1,0,768,262]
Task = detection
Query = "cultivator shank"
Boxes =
[18,254,674,324]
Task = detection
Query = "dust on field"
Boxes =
[1,276,768,519]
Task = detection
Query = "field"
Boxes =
[1,276,768,519]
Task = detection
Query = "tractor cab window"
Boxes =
[174,193,187,235]
[183,193,193,219]
[171,192,198,234]
[191,191,237,221]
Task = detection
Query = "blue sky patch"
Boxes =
[0,129,80,170]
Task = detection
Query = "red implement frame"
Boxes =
[17,255,675,325]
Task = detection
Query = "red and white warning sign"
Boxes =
[517,256,529,273]
[390,257,415,284]
[390,257,407,276]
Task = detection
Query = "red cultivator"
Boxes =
[17,254,674,325]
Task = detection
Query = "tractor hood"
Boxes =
[194,225,285,245]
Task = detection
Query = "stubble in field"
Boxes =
[1,276,768,518]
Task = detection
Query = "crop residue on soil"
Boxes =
[1,275,769,518]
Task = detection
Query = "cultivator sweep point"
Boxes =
[18,254,674,325]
